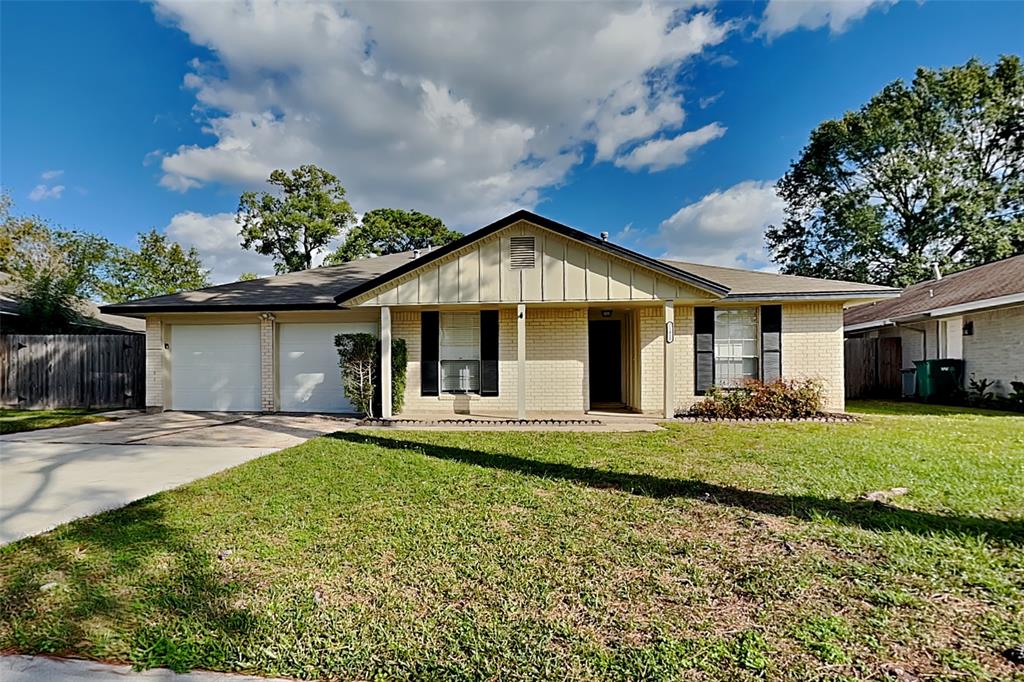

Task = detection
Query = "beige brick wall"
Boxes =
[145,317,164,409]
[672,306,696,412]
[638,306,664,413]
[525,307,588,411]
[963,306,1024,397]
[638,302,846,415]
[260,317,275,412]
[397,307,587,415]
[780,302,845,411]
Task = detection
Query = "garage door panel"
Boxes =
[279,323,377,413]
[170,325,260,412]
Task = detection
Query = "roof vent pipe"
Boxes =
[931,262,942,280]
[600,231,609,242]
[413,249,421,259]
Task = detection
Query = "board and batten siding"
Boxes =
[347,221,717,307]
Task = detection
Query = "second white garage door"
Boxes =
[278,322,378,413]
[170,324,261,411]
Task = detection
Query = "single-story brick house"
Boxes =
[845,255,1024,397]
[102,211,897,418]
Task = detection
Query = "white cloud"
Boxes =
[28,184,65,201]
[614,122,726,172]
[164,211,349,284]
[40,169,64,180]
[165,211,275,283]
[760,0,897,39]
[650,180,784,269]
[151,1,731,228]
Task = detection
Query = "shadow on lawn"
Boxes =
[0,500,263,672]
[331,432,1024,545]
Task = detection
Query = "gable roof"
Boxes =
[844,255,1024,329]
[100,210,899,315]
[332,210,730,303]
[659,260,898,300]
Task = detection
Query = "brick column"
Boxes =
[663,299,675,418]
[145,317,164,411]
[259,314,276,412]
[380,306,392,419]
[517,303,526,419]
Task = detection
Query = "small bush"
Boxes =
[688,378,825,419]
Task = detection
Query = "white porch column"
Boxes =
[517,303,527,419]
[663,300,675,419]
[380,306,392,419]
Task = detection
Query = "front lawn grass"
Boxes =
[1,401,1021,680]
[0,408,108,434]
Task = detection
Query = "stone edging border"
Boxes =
[675,413,858,423]
[359,418,604,427]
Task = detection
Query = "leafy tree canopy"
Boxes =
[99,229,210,303]
[237,272,260,281]
[325,208,461,265]
[767,55,1024,286]
[0,194,109,330]
[237,165,355,273]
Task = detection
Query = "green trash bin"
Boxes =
[913,359,965,402]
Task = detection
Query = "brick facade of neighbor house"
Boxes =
[260,317,276,412]
[145,317,163,409]
[962,305,1024,396]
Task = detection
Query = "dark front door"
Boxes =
[589,320,622,404]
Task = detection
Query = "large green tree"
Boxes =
[325,208,461,265]
[237,165,355,273]
[0,195,111,330]
[99,229,210,303]
[767,56,1024,286]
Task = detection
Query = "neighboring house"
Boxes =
[0,284,145,335]
[845,255,1024,397]
[101,211,897,417]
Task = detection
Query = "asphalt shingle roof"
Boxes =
[102,250,420,313]
[844,255,1024,328]
[659,260,896,297]
[100,212,899,314]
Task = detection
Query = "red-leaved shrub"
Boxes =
[688,378,825,419]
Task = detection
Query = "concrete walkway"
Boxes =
[1,411,357,544]
[0,655,292,681]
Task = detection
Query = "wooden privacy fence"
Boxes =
[844,336,902,399]
[0,334,145,409]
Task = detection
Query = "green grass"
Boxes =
[1,401,1021,680]
[0,408,108,434]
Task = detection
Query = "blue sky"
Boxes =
[3,1,1022,283]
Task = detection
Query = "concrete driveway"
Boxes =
[0,411,356,545]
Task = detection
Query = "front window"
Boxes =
[714,308,758,387]
[440,312,480,393]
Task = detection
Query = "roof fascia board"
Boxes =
[99,302,338,315]
[723,291,900,303]
[923,292,1024,318]
[333,210,730,304]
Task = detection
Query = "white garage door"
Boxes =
[171,325,261,411]
[278,322,378,413]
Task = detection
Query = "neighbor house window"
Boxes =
[714,308,758,387]
[440,312,480,393]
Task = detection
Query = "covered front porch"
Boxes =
[375,300,680,421]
